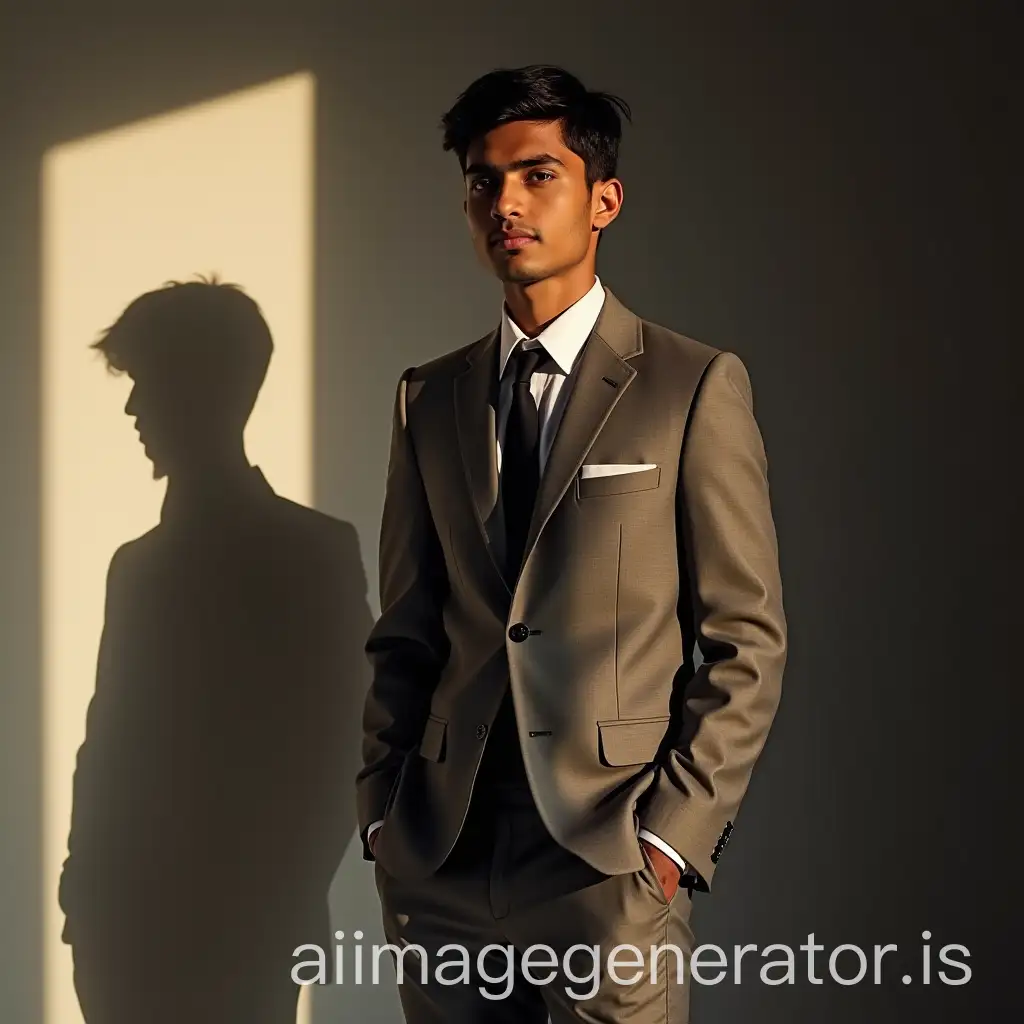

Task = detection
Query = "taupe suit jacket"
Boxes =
[356,286,786,891]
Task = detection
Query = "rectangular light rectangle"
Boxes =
[41,72,315,1024]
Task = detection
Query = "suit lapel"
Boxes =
[453,326,511,594]
[453,287,644,596]
[520,288,642,571]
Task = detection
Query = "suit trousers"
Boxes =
[374,779,696,1023]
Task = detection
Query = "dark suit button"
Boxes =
[508,622,530,642]
[475,724,488,739]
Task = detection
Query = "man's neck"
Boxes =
[503,267,596,336]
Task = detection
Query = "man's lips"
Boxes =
[493,233,537,250]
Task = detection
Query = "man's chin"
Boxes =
[492,257,545,284]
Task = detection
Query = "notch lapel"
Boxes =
[518,288,643,576]
[453,327,512,596]
[453,288,644,595]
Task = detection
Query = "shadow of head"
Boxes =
[91,274,272,479]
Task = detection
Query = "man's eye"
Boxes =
[469,170,553,192]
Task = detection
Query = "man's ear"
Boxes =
[592,177,623,231]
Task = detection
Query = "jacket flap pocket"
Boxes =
[419,714,448,762]
[578,465,660,498]
[597,715,671,766]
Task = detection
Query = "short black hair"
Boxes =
[440,64,631,190]
[91,273,273,420]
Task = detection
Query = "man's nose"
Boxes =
[124,384,137,416]
[491,177,525,222]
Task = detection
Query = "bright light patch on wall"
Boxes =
[41,72,315,1024]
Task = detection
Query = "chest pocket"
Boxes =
[577,465,660,499]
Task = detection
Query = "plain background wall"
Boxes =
[1,1,1016,1020]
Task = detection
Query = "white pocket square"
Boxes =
[580,463,658,479]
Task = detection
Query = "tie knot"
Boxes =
[510,344,559,384]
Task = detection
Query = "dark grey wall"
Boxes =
[1,2,1015,1020]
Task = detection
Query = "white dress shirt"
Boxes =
[368,275,689,880]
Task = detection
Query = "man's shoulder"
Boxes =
[406,329,494,383]
[634,312,758,408]
[637,313,722,368]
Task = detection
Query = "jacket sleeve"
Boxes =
[355,367,451,860]
[637,350,787,891]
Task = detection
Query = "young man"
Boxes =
[356,65,787,1023]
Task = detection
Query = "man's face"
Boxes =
[462,119,615,285]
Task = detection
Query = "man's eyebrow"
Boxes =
[463,153,567,177]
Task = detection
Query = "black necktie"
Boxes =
[501,343,559,581]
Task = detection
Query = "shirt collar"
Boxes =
[498,275,606,379]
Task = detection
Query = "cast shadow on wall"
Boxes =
[56,277,374,1022]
